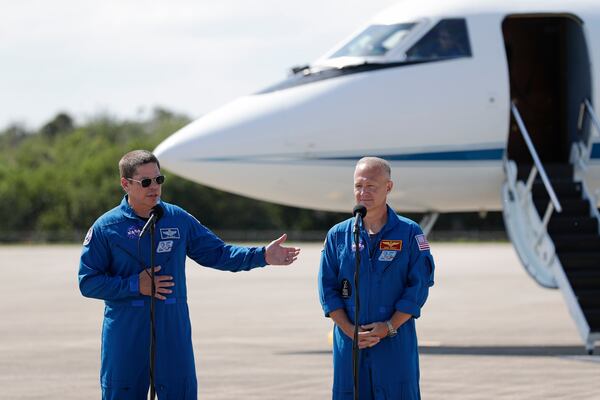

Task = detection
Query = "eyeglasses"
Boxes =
[127,175,165,188]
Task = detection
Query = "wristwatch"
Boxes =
[386,320,397,337]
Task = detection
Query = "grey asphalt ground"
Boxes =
[0,243,599,399]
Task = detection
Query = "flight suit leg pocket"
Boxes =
[101,379,142,400]
[156,376,197,400]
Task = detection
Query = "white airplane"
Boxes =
[154,0,600,353]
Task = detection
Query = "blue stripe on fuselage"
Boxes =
[321,148,505,161]
[191,145,600,163]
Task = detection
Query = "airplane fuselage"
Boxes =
[154,0,600,213]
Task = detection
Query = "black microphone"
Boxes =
[353,204,367,233]
[353,204,367,218]
[139,204,164,238]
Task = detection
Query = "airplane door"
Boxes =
[502,15,592,164]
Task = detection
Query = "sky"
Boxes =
[1,0,400,130]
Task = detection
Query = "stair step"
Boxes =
[532,181,582,200]
[548,217,598,235]
[534,199,590,217]
[553,234,600,252]
[558,252,600,269]
[517,163,573,181]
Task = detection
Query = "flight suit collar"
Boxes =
[119,195,164,221]
[358,205,399,241]
[375,204,400,236]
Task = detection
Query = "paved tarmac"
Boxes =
[0,243,599,399]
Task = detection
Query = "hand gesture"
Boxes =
[265,234,301,265]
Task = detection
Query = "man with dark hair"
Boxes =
[318,156,434,399]
[79,149,300,399]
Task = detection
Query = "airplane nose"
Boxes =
[154,91,305,180]
[154,95,278,163]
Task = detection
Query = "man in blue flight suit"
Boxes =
[79,150,300,399]
[319,157,435,399]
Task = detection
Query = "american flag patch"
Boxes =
[415,234,430,251]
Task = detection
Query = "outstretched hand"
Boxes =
[265,234,301,265]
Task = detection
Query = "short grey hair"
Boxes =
[355,157,391,179]
[119,150,160,178]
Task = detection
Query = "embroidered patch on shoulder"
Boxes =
[157,240,173,253]
[160,228,180,240]
[378,250,397,262]
[380,240,402,251]
[83,227,93,246]
[415,234,430,251]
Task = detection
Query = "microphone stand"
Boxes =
[352,213,362,400]
[139,204,162,400]
[148,222,157,400]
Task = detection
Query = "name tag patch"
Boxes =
[378,250,397,262]
[157,240,173,253]
[160,228,180,240]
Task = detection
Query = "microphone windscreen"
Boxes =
[151,204,164,221]
[353,204,367,218]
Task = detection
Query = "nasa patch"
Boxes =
[351,240,365,253]
[127,225,142,239]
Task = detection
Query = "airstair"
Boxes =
[502,101,600,354]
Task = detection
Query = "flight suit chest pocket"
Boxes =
[380,250,408,275]
[337,246,358,274]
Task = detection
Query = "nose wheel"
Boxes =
[586,340,595,355]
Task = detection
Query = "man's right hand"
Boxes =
[340,324,381,349]
[139,266,174,300]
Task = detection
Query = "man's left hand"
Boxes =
[265,233,301,265]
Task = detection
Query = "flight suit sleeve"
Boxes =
[318,230,345,317]
[186,214,267,271]
[78,225,141,300]
[394,225,435,318]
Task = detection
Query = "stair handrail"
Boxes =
[511,102,563,218]
[577,99,600,159]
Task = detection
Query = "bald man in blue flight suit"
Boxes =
[79,150,300,400]
[319,157,435,399]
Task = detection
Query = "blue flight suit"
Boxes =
[79,196,267,399]
[318,205,435,400]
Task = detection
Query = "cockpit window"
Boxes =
[329,23,416,58]
[406,19,471,61]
